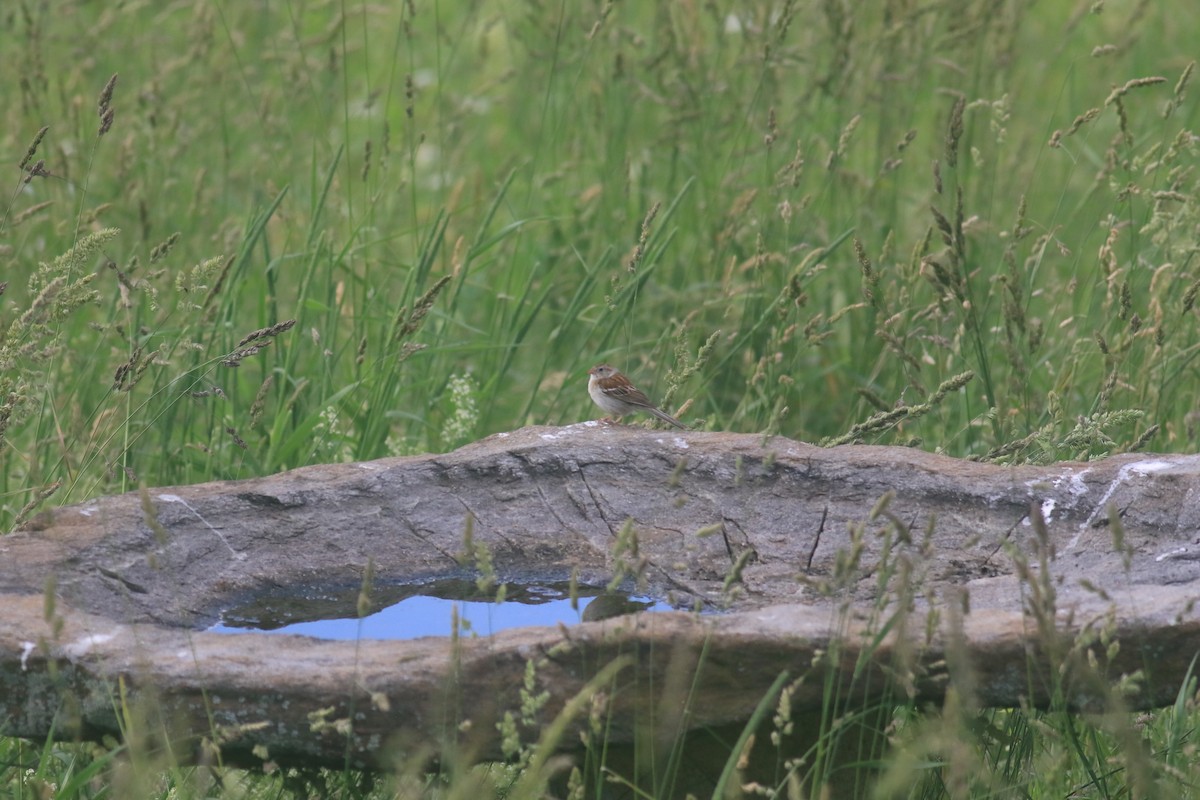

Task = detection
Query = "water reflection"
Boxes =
[209,579,683,640]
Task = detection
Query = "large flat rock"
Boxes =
[2,425,1198,768]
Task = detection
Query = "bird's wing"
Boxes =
[606,382,654,408]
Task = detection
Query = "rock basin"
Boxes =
[2,425,1199,771]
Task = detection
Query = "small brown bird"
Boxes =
[587,364,688,429]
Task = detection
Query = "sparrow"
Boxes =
[587,364,688,429]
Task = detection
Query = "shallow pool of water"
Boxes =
[208,581,681,640]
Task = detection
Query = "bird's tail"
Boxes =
[650,407,689,430]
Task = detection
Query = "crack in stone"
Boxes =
[805,506,828,573]
[578,468,617,538]
[534,482,573,536]
[721,517,758,567]
[396,515,460,565]
[96,566,149,594]
[983,512,1027,569]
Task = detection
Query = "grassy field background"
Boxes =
[3,0,1200,797]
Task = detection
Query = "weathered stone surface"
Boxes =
[2,424,1199,769]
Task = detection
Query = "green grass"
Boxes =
[3,0,1200,797]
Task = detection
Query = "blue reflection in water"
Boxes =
[209,590,676,641]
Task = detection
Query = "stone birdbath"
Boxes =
[2,425,1199,787]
